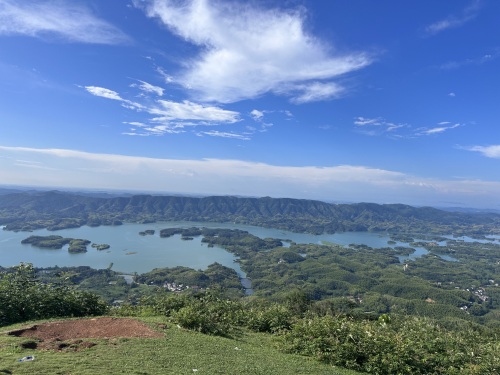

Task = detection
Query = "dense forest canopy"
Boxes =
[2,190,500,235]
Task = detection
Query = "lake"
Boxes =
[0,221,456,274]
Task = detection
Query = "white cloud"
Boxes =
[425,0,482,35]
[448,92,456,97]
[84,85,242,136]
[130,80,164,96]
[355,117,463,138]
[464,145,500,159]
[250,110,264,121]
[150,100,239,123]
[0,0,129,44]
[199,131,250,140]
[289,82,344,104]
[354,117,408,136]
[417,123,460,136]
[85,86,124,101]
[156,67,174,83]
[2,145,500,207]
[248,109,276,132]
[354,117,383,126]
[136,0,372,103]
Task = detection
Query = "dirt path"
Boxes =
[9,317,164,345]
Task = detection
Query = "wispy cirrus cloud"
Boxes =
[150,100,239,123]
[289,82,344,104]
[2,145,500,207]
[130,80,165,96]
[463,145,500,159]
[354,117,463,138]
[135,0,372,103]
[416,122,461,136]
[198,130,251,141]
[0,0,129,44]
[424,0,482,35]
[439,51,498,70]
[84,84,242,137]
[353,117,408,136]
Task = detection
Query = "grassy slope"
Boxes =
[0,317,362,375]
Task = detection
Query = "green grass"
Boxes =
[0,317,363,375]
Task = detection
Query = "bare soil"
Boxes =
[8,317,164,351]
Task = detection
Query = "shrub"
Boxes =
[172,292,243,336]
[280,314,500,375]
[245,303,293,333]
[0,263,108,326]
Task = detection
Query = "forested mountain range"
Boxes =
[1,190,500,235]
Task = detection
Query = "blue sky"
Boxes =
[0,0,499,208]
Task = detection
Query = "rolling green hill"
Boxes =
[2,190,500,235]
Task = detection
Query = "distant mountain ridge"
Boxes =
[1,190,500,235]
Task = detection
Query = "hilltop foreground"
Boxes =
[0,316,359,375]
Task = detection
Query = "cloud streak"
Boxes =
[439,51,498,70]
[0,0,129,44]
[85,86,124,101]
[1,145,500,208]
[136,0,372,103]
[416,123,461,136]
[353,117,408,136]
[130,80,165,96]
[425,0,482,35]
[354,117,462,138]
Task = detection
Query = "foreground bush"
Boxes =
[113,290,500,374]
[0,263,108,326]
[280,314,500,375]
[245,303,293,333]
[172,291,244,336]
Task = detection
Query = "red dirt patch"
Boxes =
[9,317,164,341]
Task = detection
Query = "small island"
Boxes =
[21,235,91,253]
[91,243,111,251]
[139,229,155,236]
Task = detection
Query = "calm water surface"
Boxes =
[0,221,462,274]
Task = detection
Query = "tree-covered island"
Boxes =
[21,235,91,253]
[21,235,110,253]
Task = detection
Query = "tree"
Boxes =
[0,263,107,327]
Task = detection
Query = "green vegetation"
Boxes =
[137,262,243,298]
[0,318,359,375]
[17,227,500,328]
[21,235,91,253]
[115,289,500,374]
[1,262,499,374]
[0,263,107,326]
[2,191,500,373]
[3,191,500,236]
[281,314,500,374]
[91,243,110,250]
